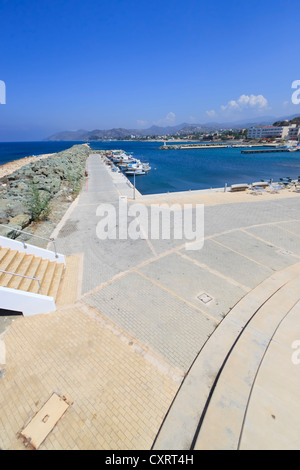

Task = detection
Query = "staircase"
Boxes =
[0,246,64,298]
[0,243,65,316]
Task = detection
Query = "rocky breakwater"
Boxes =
[0,144,89,237]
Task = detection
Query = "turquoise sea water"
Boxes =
[0,141,86,165]
[1,140,300,195]
[89,141,300,195]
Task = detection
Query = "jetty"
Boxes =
[159,142,279,150]
[242,148,300,154]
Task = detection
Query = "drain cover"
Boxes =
[19,393,71,449]
[198,293,213,304]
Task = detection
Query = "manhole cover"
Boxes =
[198,293,213,304]
[19,393,71,449]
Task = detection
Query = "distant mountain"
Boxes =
[45,124,192,141]
[45,129,90,141]
[44,114,300,141]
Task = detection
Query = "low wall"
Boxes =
[0,287,56,316]
[0,235,65,264]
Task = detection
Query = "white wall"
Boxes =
[0,286,56,316]
[0,235,65,265]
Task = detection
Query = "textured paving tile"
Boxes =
[213,230,298,272]
[0,305,178,450]
[138,252,247,319]
[202,200,298,238]
[84,271,217,372]
[184,238,273,289]
[245,225,300,256]
[277,220,300,236]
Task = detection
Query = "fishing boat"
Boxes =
[116,157,136,167]
[125,161,151,173]
[142,163,151,172]
[108,150,152,174]
[125,168,146,175]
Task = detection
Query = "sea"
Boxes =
[1,140,300,195]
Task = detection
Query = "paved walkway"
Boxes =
[1,152,300,450]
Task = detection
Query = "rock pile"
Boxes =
[0,144,89,234]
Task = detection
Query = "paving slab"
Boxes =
[138,252,248,320]
[84,271,217,372]
[245,225,300,257]
[183,239,272,290]
[213,230,298,272]
[0,305,178,450]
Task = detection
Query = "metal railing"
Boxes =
[0,224,58,258]
[0,269,42,295]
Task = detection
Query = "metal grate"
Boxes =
[198,293,213,304]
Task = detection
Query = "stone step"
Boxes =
[47,263,65,301]
[28,259,50,295]
[18,256,42,293]
[0,252,26,287]
[0,243,65,322]
[0,249,19,275]
[40,262,57,297]
[194,274,300,450]
[152,262,300,451]
[0,247,10,263]
[0,245,65,301]
[7,254,35,290]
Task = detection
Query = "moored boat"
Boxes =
[125,168,146,175]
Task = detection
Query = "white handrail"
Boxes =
[0,224,58,258]
[0,269,42,294]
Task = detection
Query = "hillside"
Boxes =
[44,114,300,141]
[273,116,300,127]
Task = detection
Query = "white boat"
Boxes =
[118,162,130,170]
[117,158,136,167]
[142,163,151,172]
[125,168,146,175]
[125,161,151,173]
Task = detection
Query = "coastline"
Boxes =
[138,185,300,207]
[1,145,299,207]
[0,144,90,246]
[0,153,55,178]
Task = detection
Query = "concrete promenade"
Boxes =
[1,152,300,449]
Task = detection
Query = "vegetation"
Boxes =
[65,166,85,196]
[27,182,51,221]
[273,116,300,127]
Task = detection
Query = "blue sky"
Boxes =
[0,0,300,140]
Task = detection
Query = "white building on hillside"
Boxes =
[247,126,290,140]
[288,124,300,140]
